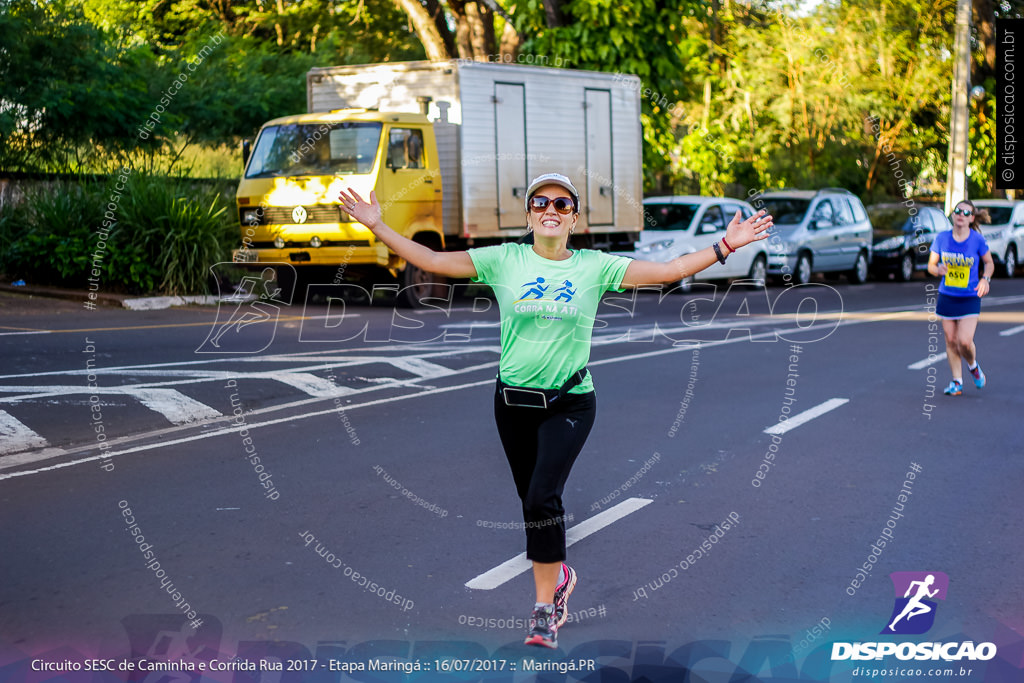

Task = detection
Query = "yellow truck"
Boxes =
[233,60,643,306]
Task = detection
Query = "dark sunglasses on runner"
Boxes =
[529,195,575,215]
[952,207,973,216]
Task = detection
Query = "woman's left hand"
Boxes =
[976,278,990,297]
[725,210,773,251]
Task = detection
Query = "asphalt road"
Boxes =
[1,277,1022,683]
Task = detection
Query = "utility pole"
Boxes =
[945,0,971,213]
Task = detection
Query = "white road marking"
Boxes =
[999,324,1024,337]
[385,357,455,377]
[0,385,223,424]
[0,410,50,454]
[908,354,947,370]
[0,318,849,478]
[764,398,850,436]
[127,389,223,425]
[0,345,500,380]
[259,372,355,398]
[464,498,654,590]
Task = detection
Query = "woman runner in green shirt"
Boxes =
[339,174,771,648]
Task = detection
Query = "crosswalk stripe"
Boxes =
[0,410,50,454]
[126,389,222,425]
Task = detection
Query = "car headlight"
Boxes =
[637,239,675,255]
[273,236,286,249]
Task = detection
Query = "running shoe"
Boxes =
[943,380,963,396]
[524,604,558,649]
[970,365,986,389]
[553,564,577,628]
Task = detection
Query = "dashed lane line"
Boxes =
[465,498,654,590]
[763,398,850,436]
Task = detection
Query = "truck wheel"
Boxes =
[794,253,813,285]
[272,265,300,305]
[897,251,914,282]
[847,251,869,284]
[398,252,448,308]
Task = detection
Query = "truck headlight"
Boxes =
[310,236,322,248]
[241,208,263,225]
[273,236,285,249]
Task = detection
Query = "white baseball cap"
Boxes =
[525,173,580,213]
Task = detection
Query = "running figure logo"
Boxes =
[196,265,293,354]
[881,571,949,635]
[517,277,576,303]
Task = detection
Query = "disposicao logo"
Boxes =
[831,571,997,663]
[882,571,948,635]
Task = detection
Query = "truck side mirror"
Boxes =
[241,139,252,169]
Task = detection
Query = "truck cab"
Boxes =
[234,109,443,303]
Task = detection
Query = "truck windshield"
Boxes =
[245,122,382,178]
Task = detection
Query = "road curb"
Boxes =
[0,283,223,310]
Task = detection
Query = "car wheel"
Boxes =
[674,275,694,294]
[897,251,914,282]
[746,254,767,288]
[848,251,869,284]
[794,253,812,285]
[1003,247,1018,279]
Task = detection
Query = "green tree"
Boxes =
[0,0,158,171]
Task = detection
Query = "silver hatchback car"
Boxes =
[753,188,874,285]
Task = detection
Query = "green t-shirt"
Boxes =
[468,242,632,393]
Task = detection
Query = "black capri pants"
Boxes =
[493,387,597,563]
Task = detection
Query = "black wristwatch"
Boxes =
[712,242,727,264]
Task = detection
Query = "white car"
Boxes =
[614,196,767,291]
[970,199,1024,278]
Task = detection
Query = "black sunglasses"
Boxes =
[529,195,575,215]
[952,207,973,216]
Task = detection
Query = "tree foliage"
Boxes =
[0,0,1014,197]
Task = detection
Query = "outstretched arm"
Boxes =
[339,188,478,279]
[621,209,773,287]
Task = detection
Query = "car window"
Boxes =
[849,197,867,222]
[724,203,752,220]
[700,205,726,232]
[978,206,1012,225]
[644,203,699,231]
[922,209,938,233]
[761,198,810,225]
[835,198,855,225]
[812,200,834,225]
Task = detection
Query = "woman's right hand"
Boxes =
[339,188,382,231]
[935,263,948,276]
